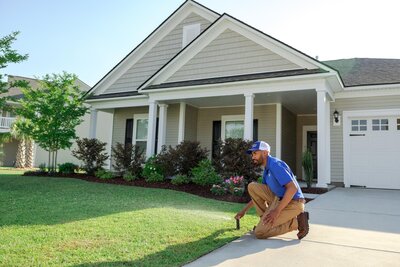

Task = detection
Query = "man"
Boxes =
[235,141,309,239]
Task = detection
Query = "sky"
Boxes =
[1,0,400,87]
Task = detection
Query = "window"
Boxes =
[182,23,200,47]
[351,119,367,131]
[133,114,148,153]
[221,115,244,140]
[372,119,389,131]
[397,118,400,130]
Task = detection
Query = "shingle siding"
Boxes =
[103,13,213,95]
[166,29,301,83]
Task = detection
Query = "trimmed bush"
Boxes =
[72,138,109,176]
[156,141,208,177]
[171,174,190,185]
[142,156,163,178]
[191,159,221,187]
[210,184,227,196]
[212,138,260,183]
[58,162,78,174]
[145,172,164,183]
[95,169,114,180]
[122,172,137,182]
[112,143,145,177]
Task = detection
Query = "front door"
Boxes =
[307,131,318,180]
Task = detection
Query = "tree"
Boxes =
[0,31,29,111]
[14,72,89,172]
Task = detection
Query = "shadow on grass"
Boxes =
[0,175,243,226]
[71,229,298,267]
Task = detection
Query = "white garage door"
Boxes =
[346,114,400,189]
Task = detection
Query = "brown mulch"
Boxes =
[23,172,326,203]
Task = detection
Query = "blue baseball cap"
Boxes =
[246,141,271,154]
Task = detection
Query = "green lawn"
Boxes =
[0,170,258,266]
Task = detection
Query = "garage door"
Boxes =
[346,115,400,189]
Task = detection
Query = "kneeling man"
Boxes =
[235,141,309,239]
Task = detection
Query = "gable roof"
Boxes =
[138,13,339,91]
[85,0,220,99]
[323,58,400,87]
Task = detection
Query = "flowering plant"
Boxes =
[224,175,244,194]
[210,184,227,196]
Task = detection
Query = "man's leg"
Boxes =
[247,182,277,216]
[254,200,304,239]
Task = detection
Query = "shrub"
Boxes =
[212,138,260,184]
[210,184,227,196]
[156,141,208,177]
[112,143,145,177]
[95,169,114,180]
[233,187,245,197]
[72,138,109,176]
[223,175,245,194]
[122,172,137,182]
[142,156,163,178]
[302,149,313,189]
[171,174,190,185]
[145,171,164,183]
[38,163,47,173]
[191,159,221,187]
[58,162,78,174]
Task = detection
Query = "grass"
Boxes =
[0,170,258,266]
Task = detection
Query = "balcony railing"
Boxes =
[0,116,16,131]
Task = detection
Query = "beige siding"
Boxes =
[104,13,213,94]
[197,104,277,156]
[167,29,301,83]
[1,139,18,167]
[295,115,317,179]
[331,95,400,183]
[281,106,296,172]
[165,104,180,147]
[185,105,198,142]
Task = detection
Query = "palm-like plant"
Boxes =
[302,149,313,189]
[11,122,33,168]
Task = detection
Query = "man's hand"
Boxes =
[262,209,281,226]
[235,210,246,220]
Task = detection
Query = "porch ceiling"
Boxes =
[164,89,317,114]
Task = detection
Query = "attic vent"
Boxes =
[182,23,200,47]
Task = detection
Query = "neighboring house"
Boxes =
[85,0,400,189]
[0,75,113,168]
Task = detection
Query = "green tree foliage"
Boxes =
[14,72,88,172]
[0,31,29,110]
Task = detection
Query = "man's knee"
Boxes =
[254,225,271,239]
[248,182,259,194]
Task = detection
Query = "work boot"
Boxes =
[297,212,309,240]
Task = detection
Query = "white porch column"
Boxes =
[89,108,98,139]
[178,102,186,143]
[244,93,254,140]
[146,101,158,158]
[316,90,331,187]
[275,103,282,158]
[157,104,168,153]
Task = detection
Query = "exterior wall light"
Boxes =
[333,110,339,123]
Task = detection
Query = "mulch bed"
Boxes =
[23,172,326,203]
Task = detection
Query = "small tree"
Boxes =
[302,149,313,189]
[15,72,88,172]
[0,31,29,111]
[72,138,109,175]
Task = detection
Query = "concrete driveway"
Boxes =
[185,188,400,267]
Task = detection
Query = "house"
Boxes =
[85,0,400,189]
[0,75,113,168]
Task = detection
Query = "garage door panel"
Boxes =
[347,115,400,189]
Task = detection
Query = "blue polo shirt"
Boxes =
[262,155,304,199]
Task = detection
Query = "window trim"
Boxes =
[182,23,201,47]
[133,114,148,146]
[221,115,245,141]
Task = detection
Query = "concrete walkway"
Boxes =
[185,188,400,267]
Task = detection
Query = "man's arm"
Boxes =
[235,200,253,220]
[263,181,297,225]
